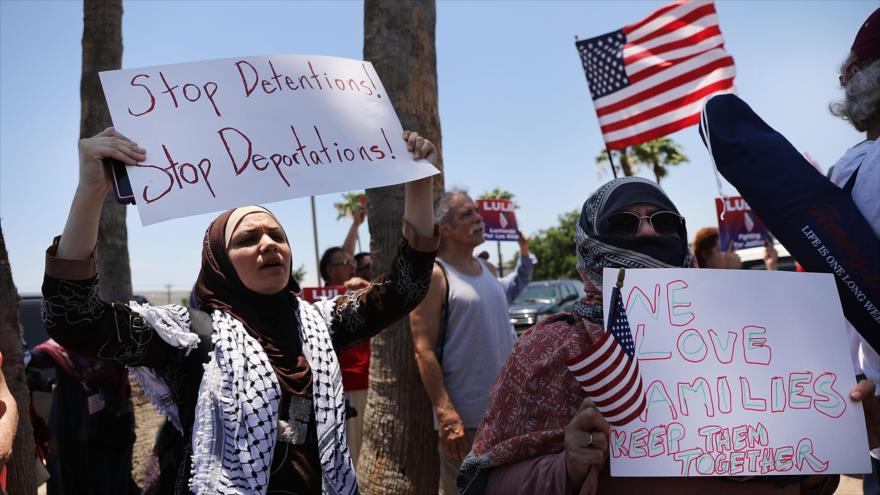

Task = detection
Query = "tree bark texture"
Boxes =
[80,0,131,305]
[361,1,444,493]
[0,222,37,494]
[80,1,160,489]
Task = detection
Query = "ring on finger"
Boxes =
[585,431,596,448]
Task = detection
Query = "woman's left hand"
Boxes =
[850,379,880,449]
[564,398,609,490]
[403,130,437,166]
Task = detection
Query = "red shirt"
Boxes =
[339,341,370,391]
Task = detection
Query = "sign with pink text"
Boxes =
[715,196,771,250]
[99,55,440,225]
[601,268,870,477]
[301,286,344,304]
[476,199,519,241]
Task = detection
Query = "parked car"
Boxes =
[737,241,795,271]
[509,280,583,336]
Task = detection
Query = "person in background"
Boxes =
[29,340,139,495]
[0,352,18,495]
[828,8,880,494]
[319,241,372,468]
[354,252,373,281]
[692,227,778,270]
[410,187,535,495]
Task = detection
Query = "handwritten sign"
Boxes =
[300,286,344,304]
[476,199,519,241]
[602,268,870,477]
[715,196,772,250]
[99,55,439,225]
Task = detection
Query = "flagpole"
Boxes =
[606,147,619,179]
[310,196,321,286]
[497,241,504,277]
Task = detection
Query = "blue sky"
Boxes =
[1,0,875,293]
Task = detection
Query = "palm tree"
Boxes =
[81,0,130,305]
[81,0,158,487]
[595,138,688,184]
[291,264,307,285]
[630,138,688,184]
[478,188,518,208]
[360,1,444,493]
[333,191,366,220]
[596,147,636,177]
[0,222,36,494]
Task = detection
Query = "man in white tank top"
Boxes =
[410,188,535,495]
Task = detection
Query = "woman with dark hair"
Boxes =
[42,128,439,495]
[692,227,738,269]
[457,177,837,495]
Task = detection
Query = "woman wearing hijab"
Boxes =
[42,128,439,495]
[457,177,838,495]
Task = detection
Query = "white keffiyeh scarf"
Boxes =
[130,299,358,495]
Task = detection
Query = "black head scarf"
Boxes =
[573,177,694,323]
[195,206,310,395]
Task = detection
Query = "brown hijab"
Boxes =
[195,206,311,395]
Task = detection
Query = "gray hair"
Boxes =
[830,57,880,132]
[433,187,469,225]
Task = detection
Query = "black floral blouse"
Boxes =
[42,221,438,495]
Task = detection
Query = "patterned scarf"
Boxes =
[573,177,693,323]
[130,300,357,495]
[459,177,694,494]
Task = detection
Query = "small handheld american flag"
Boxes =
[566,268,646,426]
[576,0,736,150]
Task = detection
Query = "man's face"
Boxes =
[356,254,373,280]
[327,250,356,285]
[440,194,485,248]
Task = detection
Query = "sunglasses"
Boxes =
[606,211,683,236]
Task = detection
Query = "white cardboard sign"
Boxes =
[601,268,870,477]
[99,54,439,225]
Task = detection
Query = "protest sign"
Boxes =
[715,196,771,250]
[99,54,439,225]
[601,267,870,477]
[476,199,519,241]
[301,285,344,304]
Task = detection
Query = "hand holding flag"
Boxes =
[566,268,646,426]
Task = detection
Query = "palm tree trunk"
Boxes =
[618,147,634,177]
[0,222,36,495]
[361,1,444,493]
[81,1,159,488]
[81,0,129,303]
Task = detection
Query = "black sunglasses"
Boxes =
[606,211,683,236]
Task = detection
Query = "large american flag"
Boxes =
[566,274,645,426]
[576,0,736,150]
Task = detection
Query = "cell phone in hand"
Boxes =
[104,158,135,205]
